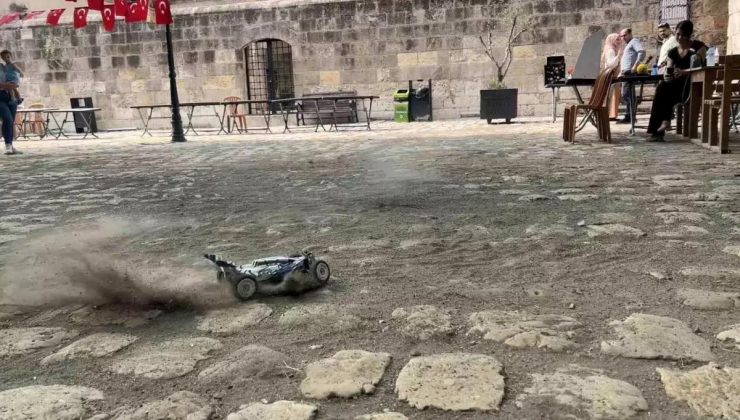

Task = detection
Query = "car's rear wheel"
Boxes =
[314,261,331,285]
[232,276,257,301]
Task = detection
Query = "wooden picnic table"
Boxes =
[272,95,379,133]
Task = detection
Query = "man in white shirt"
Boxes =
[618,28,646,123]
[657,22,678,71]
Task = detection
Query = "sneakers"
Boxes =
[4,144,20,155]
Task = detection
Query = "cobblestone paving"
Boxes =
[0,120,739,419]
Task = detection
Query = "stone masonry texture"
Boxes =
[0,0,730,129]
[729,0,740,54]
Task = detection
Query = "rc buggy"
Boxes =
[204,252,331,301]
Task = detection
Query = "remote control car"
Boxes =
[204,252,331,301]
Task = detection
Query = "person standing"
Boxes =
[657,22,678,71]
[602,33,624,119]
[0,56,19,155]
[618,28,646,124]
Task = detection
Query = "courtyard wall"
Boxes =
[0,0,729,129]
[729,0,740,54]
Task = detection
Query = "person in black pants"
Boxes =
[647,20,707,141]
[0,61,19,155]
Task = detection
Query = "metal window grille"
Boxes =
[245,39,295,114]
[658,0,690,26]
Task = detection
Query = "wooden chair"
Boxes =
[705,55,740,153]
[562,65,618,143]
[223,96,247,133]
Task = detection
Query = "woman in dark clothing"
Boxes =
[647,20,707,141]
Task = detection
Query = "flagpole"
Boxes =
[165,23,186,143]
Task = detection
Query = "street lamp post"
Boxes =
[165,23,185,143]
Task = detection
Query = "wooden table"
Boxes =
[615,74,662,136]
[683,67,721,147]
[545,78,596,123]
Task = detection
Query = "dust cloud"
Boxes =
[0,218,234,308]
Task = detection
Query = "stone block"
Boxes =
[49,83,68,98]
[111,56,125,68]
[397,52,418,66]
[417,51,439,65]
[131,79,148,93]
[320,70,341,87]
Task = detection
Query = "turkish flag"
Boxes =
[125,1,144,22]
[88,0,104,11]
[23,10,45,20]
[73,7,89,29]
[0,13,20,26]
[101,5,116,31]
[115,0,128,17]
[154,0,172,24]
[47,9,65,26]
[138,0,149,21]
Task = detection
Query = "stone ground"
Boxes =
[1,119,740,419]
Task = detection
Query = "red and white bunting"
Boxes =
[154,0,172,25]
[102,5,116,32]
[88,0,104,11]
[114,0,128,18]
[47,9,65,26]
[23,11,46,21]
[0,13,20,26]
[1,1,176,28]
[73,7,89,29]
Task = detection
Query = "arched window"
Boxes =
[244,39,295,113]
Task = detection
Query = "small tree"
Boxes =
[479,5,533,89]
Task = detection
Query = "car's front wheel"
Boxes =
[232,276,257,301]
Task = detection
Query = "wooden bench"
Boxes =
[299,91,359,130]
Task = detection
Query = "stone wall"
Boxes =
[0,0,730,129]
[729,0,740,54]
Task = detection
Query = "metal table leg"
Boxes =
[262,109,272,133]
[629,83,637,136]
[48,112,67,139]
[217,104,229,135]
[137,108,153,137]
[184,105,198,135]
[551,87,557,123]
[77,111,97,139]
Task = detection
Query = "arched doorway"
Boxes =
[244,39,295,113]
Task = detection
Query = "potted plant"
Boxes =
[479,6,532,124]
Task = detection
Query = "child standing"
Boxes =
[1,50,23,104]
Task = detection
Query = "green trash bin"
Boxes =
[393,89,410,123]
